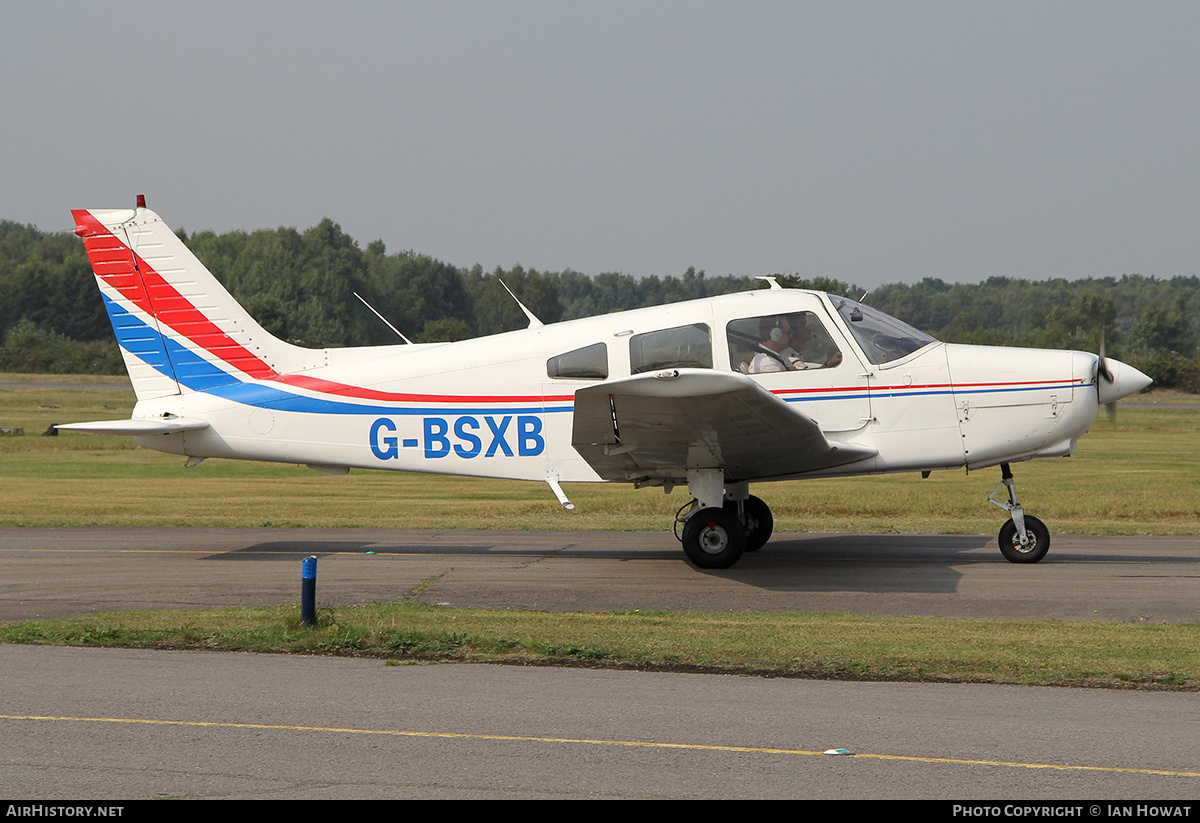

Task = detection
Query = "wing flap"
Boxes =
[571,370,875,483]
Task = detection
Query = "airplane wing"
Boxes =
[571,369,876,484]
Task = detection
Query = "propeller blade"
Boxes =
[1094,335,1116,424]
[1097,335,1114,383]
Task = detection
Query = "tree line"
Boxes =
[1,218,1197,391]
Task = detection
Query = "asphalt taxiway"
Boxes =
[2,527,1197,622]
[3,645,1199,799]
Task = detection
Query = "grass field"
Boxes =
[2,602,1196,689]
[1,374,1197,534]
[2,374,1197,688]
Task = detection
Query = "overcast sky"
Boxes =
[4,1,1199,289]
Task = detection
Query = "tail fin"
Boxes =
[72,198,318,400]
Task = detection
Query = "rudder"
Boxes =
[73,198,318,401]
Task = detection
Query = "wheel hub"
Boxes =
[1010,531,1036,553]
[700,522,728,554]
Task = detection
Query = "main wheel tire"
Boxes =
[682,507,746,569]
[998,515,1050,563]
[724,495,774,552]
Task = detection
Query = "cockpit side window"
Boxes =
[547,342,608,380]
[629,323,712,374]
[830,297,937,365]
[726,312,843,373]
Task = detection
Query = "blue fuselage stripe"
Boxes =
[109,298,572,416]
[782,382,1082,403]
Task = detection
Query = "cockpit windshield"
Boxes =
[829,297,938,365]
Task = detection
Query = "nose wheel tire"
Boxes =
[998,516,1050,564]
[682,507,746,569]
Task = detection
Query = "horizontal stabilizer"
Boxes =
[56,418,211,436]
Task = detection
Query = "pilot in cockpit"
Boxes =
[749,315,842,373]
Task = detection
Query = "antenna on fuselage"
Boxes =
[498,279,544,328]
[756,276,783,290]
[353,292,415,344]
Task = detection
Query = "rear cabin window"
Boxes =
[547,342,608,379]
[629,323,712,374]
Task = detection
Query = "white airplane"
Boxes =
[61,198,1152,569]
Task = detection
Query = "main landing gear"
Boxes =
[988,463,1050,563]
[674,472,774,569]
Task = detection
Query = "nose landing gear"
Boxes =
[988,463,1050,563]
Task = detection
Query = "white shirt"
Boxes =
[749,346,805,373]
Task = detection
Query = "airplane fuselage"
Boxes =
[126,288,1101,483]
